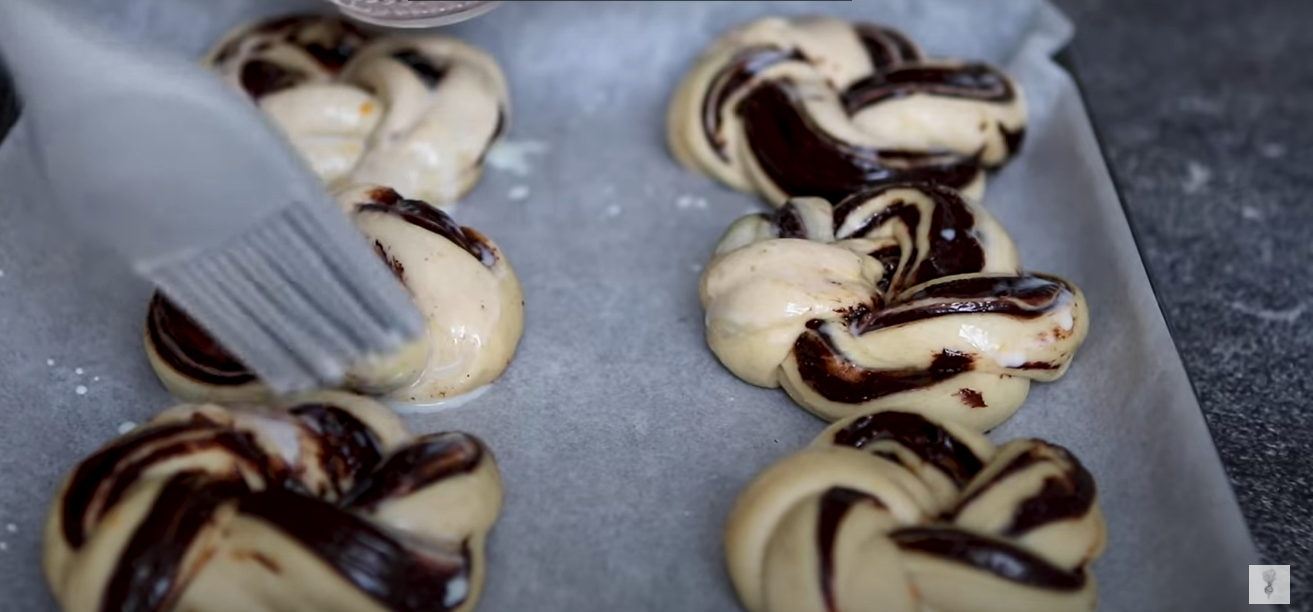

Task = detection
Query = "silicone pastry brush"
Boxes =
[0,0,424,394]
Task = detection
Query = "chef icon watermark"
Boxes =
[1250,565,1291,605]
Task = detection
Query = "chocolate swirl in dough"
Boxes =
[144,186,524,408]
[725,410,1107,612]
[206,15,509,206]
[667,17,1026,206]
[700,183,1089,431]
[43,391,502,612]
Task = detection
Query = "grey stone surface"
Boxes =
[1054,0,1313,606]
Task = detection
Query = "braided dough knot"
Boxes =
[726,411,1107,612]
[207,15,508,206]
[701,183,1089,431]
[668,16,1026,206]
[44,392,502,612]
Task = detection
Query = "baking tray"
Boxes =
[0,1,1266,611]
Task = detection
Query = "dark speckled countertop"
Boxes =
[1053,0,1313,605]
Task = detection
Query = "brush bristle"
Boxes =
[150,202,425,395]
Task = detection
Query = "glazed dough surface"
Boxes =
[726,410,1107,612]
[207,15,509,206]
[701,183,1089,431]
[143,186,524,407]
[667,16,1026,206]
[44,391,503,612]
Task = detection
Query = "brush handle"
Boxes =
[0,0,336,274]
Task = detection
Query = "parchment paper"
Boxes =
[0,1,1265,611]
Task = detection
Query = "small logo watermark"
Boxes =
[1250,565,1290,605]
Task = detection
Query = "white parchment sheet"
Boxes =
[0,1,1265,611]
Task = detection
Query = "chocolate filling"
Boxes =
[869,246,903,294]
[889,527,1087,590]
[943,443,1096,538]
[357,188,495,266]
[815,487,885,612]
[853,24,923,72]
[240,489,472,612]
[793,325,976,408]
[299,20,369,72]
[808,487,883,611]
[841,63,1016,113]
[831,411,985,487]
[101,473,247,612]
[1004,449,1096,537]
[832,183,986,287]
[1001,125,1027,158]
[239,59,308,100]
[956,388,987,408]
[739,82,980,203]
[146,294,255,386]
[344,433,484,511]
[62,421,222,548]
[701,47,807,160]
[390,49,448,89]
[853,274,1069,335]
[771,203,808,239]
[97,430,277,526]
[375,240,407,286]
[290,404,385,496]
[1019,361,1060,370]
[476,109,508,166]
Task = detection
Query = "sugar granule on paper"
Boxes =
[4,524,15,533]
[508,185,531,201]
[605,205,621,217]
[75,368,84,375]
[676,195,708,210]
[46,359,54,367]
[75,385,88,396]
[485,140,549,177]
[118,422,138,435]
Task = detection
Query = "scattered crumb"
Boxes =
[1241,206,1263,221]
[75,385,88,396]
[1182,161,1212,194]
[507,185,531,201]
[484,140,548,177]
[5,524,14,533]
[676,195,708,210]
[940,229,957,241]
[1228,301,1306,323]
[1260,143,1286,159]
[75,368,84,375]
[117,421,138,435]
[605,205,621,217]
[46,359,55,367]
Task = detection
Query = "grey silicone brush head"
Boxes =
[327,0,504,28]
[0,0,425,395]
